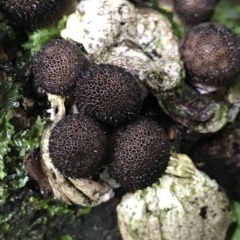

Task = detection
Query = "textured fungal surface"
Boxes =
[173,0,218,27]
[181,22,240,91]
[0,0,75,31]
[75,64,142,125]
[33,39,91,96]
[49,114,108,179]
[110,118,170,191]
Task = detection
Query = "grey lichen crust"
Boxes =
[40,94,114,206]
[117,154,231,240]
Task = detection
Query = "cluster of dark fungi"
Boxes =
[32,39,171,191]
[4,0,240,193]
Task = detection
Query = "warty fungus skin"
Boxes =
[75,64,143,126]
[33,39,92,96]
[173,0,218,28]
[110,118,170,191]
[49,114,108,179]
[181,22,240,93]
[0,0,76,31]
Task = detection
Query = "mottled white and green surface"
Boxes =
[117,154,231,240]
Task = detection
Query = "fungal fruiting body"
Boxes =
[33,39,92,96]
[181,22,240,93]
[0,0,75,31]
[110,118,170,191]
[75,64,143,125]
[49,114,108,179]
[173,0,218,28]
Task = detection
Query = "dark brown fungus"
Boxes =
[110,118,170,191]
[33,39,92,96]
[49,114,108,179]
[0,0,75,31]
[181,22,240,93]
[75,64,143,126]
[173,0,218,28]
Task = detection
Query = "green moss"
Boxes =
[0,13,93,239]
[0,112,46,203]
[0,54,45,200]
[60,235,73,240]
[0,111,14,179]
[149,1,185,39]
[0,188,92,239]
[77,207,92,216]
[0,12,16,43]
[231,202,240,240]
[23,16,68,54]
[29,197,73,216]
[0,188,79,239]
[213,0,240,36]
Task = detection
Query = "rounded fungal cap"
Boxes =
[173,0,218,27]
[33,39,92,96]
[110,118,170,191]
[75,64,143,126]
[49,114,108,179]
[181,22,240,91]
[0,0,74,31]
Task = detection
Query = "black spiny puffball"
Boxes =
[75,64,143,126]
[173,0,218,28]
[49,114,108,179]
[110,118,170,191]
[33,39,92,96]
[0,0,75,31]
[181,22,240,93]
